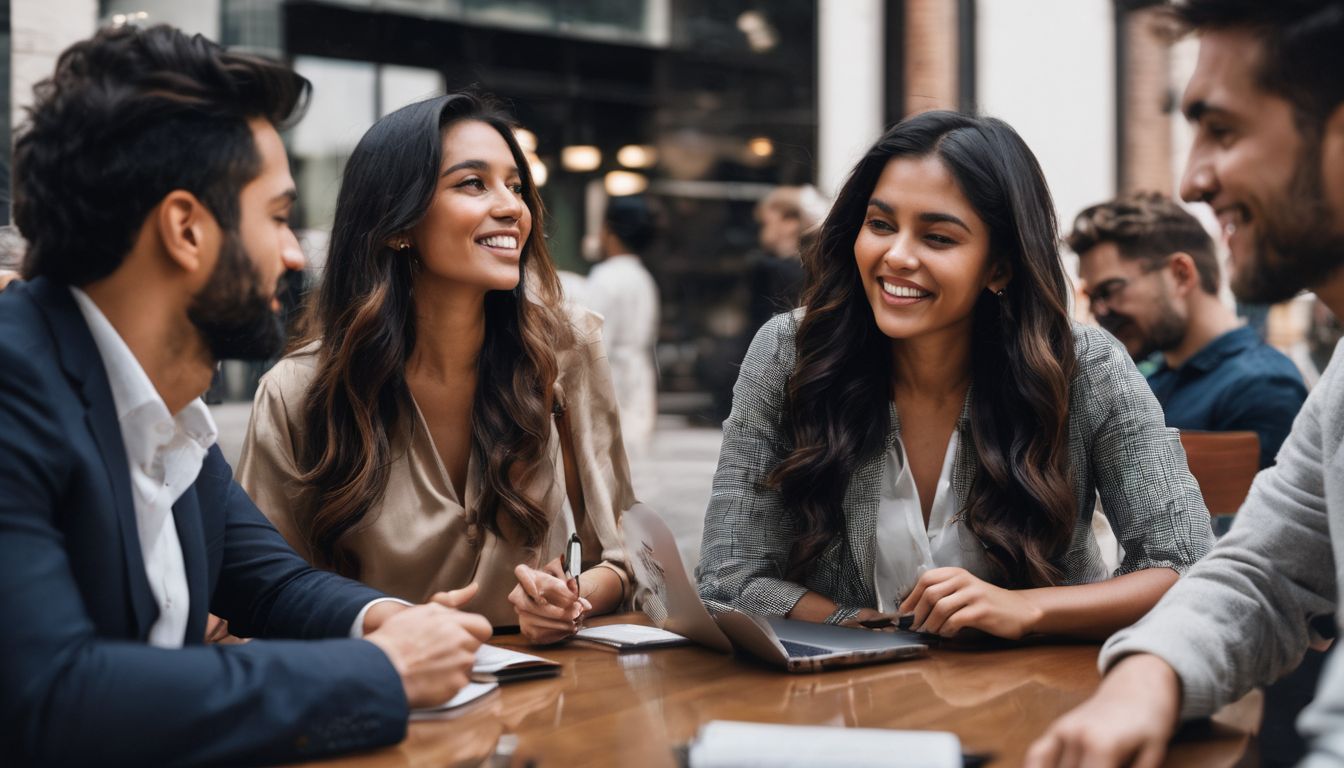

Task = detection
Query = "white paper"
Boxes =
[688,721,961,768]
[411,680,499,718]
[473,643,557,674]
[575,623,688,646]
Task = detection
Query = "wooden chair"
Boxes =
[1179,430,1261,521]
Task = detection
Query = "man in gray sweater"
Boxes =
[1027,1,1344,766]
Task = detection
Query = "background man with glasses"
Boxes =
[1068,191,1305,468]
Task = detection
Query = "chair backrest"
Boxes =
[1178,430,1260,516]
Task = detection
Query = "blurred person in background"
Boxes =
[705,184,829,422]
[585,194,660,453]
[1069,192,1306,468]
[238,92,635,646]
[697,111,1211,640]
[749,184,829,333]
[1028,1,1344,766]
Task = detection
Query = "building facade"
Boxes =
[4,0,1328,399]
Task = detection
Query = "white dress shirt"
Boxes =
[584,254,659,451]
[873,432,997,613]
[70,288,214,648]
[71,289,404,643]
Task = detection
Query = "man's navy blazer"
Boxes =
[0,278,409,766]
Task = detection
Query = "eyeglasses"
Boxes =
[1084,278,1133,314]
[1083,260,1170,314]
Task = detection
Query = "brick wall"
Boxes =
[1120,6,1173,194]
[904,0,959,115]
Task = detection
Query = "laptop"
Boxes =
[622,503,928,673]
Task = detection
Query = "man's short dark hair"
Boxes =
[13,24,310,286]
[1171,0,1344,133]
[603,195,656,254]
[1067,192,1221,295]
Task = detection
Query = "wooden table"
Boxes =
[302,614,1260,768]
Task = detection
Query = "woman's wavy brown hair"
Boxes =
[295,92,569,576]
[771,111,1078,588]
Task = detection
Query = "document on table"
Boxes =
[687,721,962,768]
[574,623,690,650]
[472,644,561,682]
[410,681,499,720]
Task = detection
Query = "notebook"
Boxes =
[574,623,690,650]
[687,721,962,768]
[472,644,561,682]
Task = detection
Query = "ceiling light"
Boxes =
[617,144,658,169]
[604,171,649,197]
[514,128,538,153]
[561,145,602,172]
[525,152,548,187]
[748,137,774,158]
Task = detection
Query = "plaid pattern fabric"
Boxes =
[695,311,1214,624]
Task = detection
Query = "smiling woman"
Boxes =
[235,92,636,643]
[696,111,1214,641]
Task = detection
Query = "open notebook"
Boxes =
[574,623,690,650]
[471,644,561,682]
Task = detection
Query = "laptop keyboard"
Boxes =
[779,639,833,658]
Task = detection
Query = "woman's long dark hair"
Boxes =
[771,111,1078,588]
[295,92,569,576]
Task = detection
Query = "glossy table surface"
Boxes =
[300,613,1260,768]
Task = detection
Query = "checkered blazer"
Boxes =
[695,311,1214,624]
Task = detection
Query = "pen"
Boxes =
[562,532,582,596]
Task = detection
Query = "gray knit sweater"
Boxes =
[1100,339,1344,764]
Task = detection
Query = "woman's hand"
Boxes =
[898,567,1043,639]
[509,557,593,645]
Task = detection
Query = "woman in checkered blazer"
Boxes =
[696,111,1213,640]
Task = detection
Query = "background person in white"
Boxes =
[0,24,489,766]
[586,194,660,452]
[1027,1,1344,766]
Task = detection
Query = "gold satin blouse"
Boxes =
[236,306,636,627]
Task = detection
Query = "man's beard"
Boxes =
[186,232,284,362]
[1096,298,1186,361]
[1233,138,1344,304]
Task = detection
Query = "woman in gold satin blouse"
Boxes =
[237,92,635,643]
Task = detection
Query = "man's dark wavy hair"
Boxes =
[13,24,310,286]
[1170,0,1344,134]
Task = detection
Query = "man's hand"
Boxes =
[0,270,19,291]
[509,558,592,645]
[899,567,1043,639]
[362,583,481,635]
[1024,653,1181,768]
[364,603,492,709]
